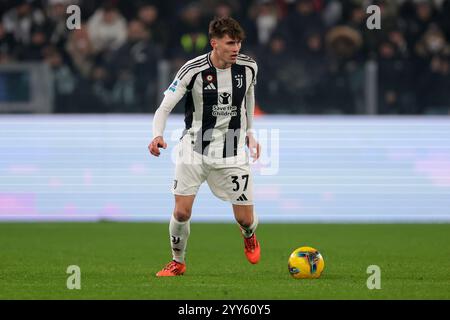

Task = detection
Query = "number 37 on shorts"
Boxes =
[173,161,253,206]
[208,167,253,205]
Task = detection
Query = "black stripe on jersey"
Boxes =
[187,71,199,91]
[237,57,255,64]
[237,54,256,63]
[195,67,218,156]
[178,60,208,80]
[176,58,204,79]
[178,59,208,80]
[182,73,200,138]
[223,64,246,158]
[177,56,207,78]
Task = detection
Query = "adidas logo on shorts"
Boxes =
[236,194,248,202]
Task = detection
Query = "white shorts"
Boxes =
[172,134,253,205]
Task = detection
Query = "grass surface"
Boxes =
[0,223,449,299]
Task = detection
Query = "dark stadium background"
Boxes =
[1,0,450,114]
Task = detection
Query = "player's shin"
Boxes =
[169,215,190,263]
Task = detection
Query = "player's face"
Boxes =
[212,34,242,65]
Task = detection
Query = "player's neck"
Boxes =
[210,51,232,70]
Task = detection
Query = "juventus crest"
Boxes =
[234,74,243,88]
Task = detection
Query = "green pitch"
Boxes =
[0,223,449,299]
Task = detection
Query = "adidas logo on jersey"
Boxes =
[204,83,216,90]
[236,194,248,202]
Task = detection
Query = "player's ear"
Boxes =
[210,38,217,49]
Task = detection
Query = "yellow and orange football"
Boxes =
[288,246,325,279]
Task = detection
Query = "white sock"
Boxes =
[239,211,258,238]
[169,215,190,263]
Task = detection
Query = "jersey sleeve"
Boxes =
[152,70,190,138]
[246,62,258,132]
[251,61,258,86]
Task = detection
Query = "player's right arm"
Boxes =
[148,70,189,157]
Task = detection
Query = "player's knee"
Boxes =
[173,208,192,222]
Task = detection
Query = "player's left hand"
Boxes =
[148,136,167,157]
[246,134,261,162]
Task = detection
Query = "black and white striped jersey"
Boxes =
[153,51,257,159]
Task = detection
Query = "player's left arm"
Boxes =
[149,73,189,157]
[245,64,261,162]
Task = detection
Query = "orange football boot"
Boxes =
[243,233,260,264]
[156,260,186,277]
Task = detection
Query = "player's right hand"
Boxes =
[148,136,167,157]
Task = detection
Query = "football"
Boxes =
[288,246,325,279]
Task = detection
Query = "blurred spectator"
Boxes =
[213,2,234,18]
[326,25,363,63]
[0,22,15,63]
[136,3,169,53]
[300,29,328,113]
[65,23,95,78]
[169,2,208,62]
[44,0,72,51]
[438,0,450,41]
[257,33,295,113]
[414,23,450,113]
[425,54,450,113]
[43,46,77,113]
[2,0,46,49]
[87,1,127,55]
[322,0,342,27]
[377,38,415,114]
[376,0,402,31]
[108,19,162,112]
[403,0,437,49]
[197,0,241,18]
[21,26,48,61]
[171,3,209,61]
[343,2,366,31]
[414,23,448,58]
[251,0,280,46]
[387,27,410,59]
[324,25,364,113]
[276,0,324,54]
[258,29,327,113]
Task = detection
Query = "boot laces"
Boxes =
[245,235,256,251]
[164,261,181,272]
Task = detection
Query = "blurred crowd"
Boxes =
[1,0,450,114]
